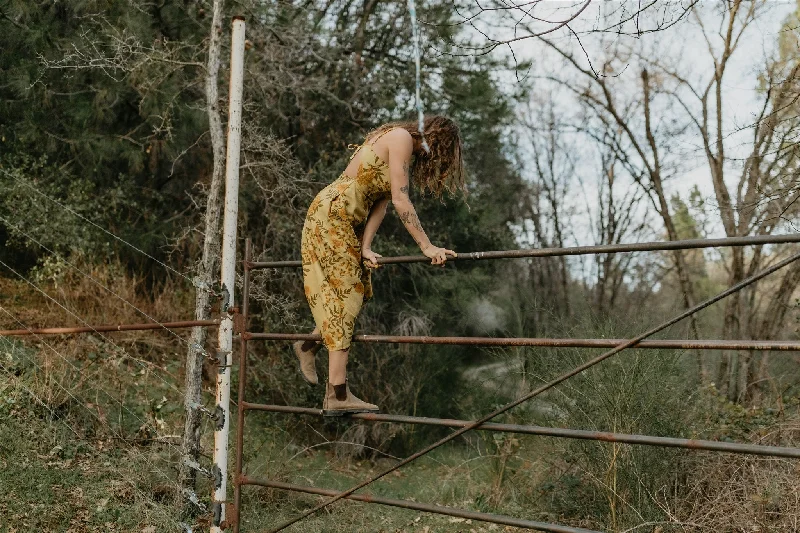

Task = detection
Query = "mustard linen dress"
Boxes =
[301,139,392,351]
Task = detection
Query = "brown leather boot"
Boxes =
[322,380,379,417]
[293,341,319,385]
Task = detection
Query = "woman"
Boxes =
[294,115,466,416]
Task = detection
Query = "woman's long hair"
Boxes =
[367,115,466,199]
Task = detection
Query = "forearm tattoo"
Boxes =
[399,209,424,232]
[398,159,421,241]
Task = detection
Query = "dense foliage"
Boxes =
[3,2,800,531]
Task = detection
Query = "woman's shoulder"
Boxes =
[378,127,412,157]
[369,126,411,145]
[384,127,412,144]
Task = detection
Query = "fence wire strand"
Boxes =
[0,256,193,404]
[0,301,184,456]
[0,212,214,359]
[1,167,216,295]
[0,305,184,524]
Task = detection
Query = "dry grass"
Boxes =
[660,421,800,532]
[0,255,193,332]
[0,264,217,531]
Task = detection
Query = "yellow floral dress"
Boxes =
[301,141,392,351]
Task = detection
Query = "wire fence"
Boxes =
[232,235,800,533]
[0,168,224,528]
[5,163,800,533]
[0,305,189,523]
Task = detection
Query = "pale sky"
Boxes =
[464,1,798,244]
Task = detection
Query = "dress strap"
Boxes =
[367,127,395,147]
[347,143,362,161]
[347,127,395,161]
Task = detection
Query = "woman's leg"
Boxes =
[322,346,378,415]
[328,348,349,385]
[300,326,323,354]
[293,327,321,384]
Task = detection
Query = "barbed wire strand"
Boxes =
[0,305,186,525]
[0,167,220,296]
[0,257,198,436]
[0,365,82,439]
[0,365,180,526]
[0,213,215,361]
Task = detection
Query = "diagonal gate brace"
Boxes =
[269,250,800,532]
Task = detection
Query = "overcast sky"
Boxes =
[464,1,798,243]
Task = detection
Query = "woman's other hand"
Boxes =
[362,248,382,268]
[422,244,456,266]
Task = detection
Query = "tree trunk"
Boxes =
[719,247,744,400]
[748,259,800,402]
[177,0,226,514]
[641,69,703,377]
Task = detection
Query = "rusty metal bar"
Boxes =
[0,319,220,337]
[232,239,252,533]
[243,403,800,459]
[245,332,800,351]
[269,250,800,532]
[249,233,800,269]
[242,477,601,533]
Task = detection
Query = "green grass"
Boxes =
[4,327,799,533]
[234,413,589,532]
[0,381,179,533]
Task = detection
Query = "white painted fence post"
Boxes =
[211,15,245,533]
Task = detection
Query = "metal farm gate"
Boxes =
[230,234,800,533]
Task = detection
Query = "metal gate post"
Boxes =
[232,239,251,532]
[211,16,246,533]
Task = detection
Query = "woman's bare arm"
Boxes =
[386,129,432,249]
[385,129,455,265]
[361,197,389,266]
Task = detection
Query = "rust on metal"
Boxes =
[0,319,220,337]
[221,501,237,529]
[245,332,800,352]
[232,239,252,533]
[232,312,245,335]
[266,249,800,533]
[243,478,601,533]
[242,403,800,459]
[249,233,800,269]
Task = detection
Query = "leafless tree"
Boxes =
[640,0,800,400]
[522,0,800,399]
[436,0,699,60]
[519,100,576,316]
[527,34,704,363]
[590,133,651,316]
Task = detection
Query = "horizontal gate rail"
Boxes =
[249,233,800,269]
[241,477,601,533]
[268,250,800,532]
[0,319,220,337]
[242,403,800,458]
[236,237,800,532]
[244,332,800,351]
